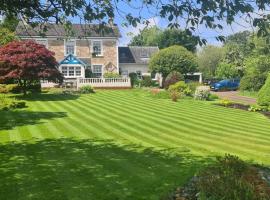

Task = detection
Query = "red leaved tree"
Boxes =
[0,40,63,94]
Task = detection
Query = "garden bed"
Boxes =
[215,102,270,119]
[168,156,270,200]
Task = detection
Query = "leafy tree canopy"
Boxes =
[198,45,225,78]
[215,62,239,79]
[149,45,198,84]
[2,1,270,43]
[0,28,17,46]
[0,40,63,94]
[130,27,198,52]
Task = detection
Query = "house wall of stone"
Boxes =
[47,39,118,74]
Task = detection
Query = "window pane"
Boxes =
[92,65,102,78]
[68,67,74,76]
[76,67,81,76]
[66,40,75,55]
[61,66,68,76]
[93,41,102,55]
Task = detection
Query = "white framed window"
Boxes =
[68,66,75,76]
[92,40,103,56]
[92,65,103,78]
[140,49,149,58]
[121,70,129,77]
[75,67,81,76]
[60,65,82,77]
[61,66,68,76]
[136,70,142,79]
[65,39,76,55]
[35,39,48,48]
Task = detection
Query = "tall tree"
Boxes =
[129,27,198,52]
[198,45,225,78]
[0,40,63,94]
[1,1,270,43]
[129,26,161,46]
[149,45,198,87]
[156,29,199,52]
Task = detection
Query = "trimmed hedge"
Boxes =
[258,74,270,106]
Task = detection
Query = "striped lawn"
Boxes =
[0,89,270,200]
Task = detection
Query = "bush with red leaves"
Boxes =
[0,40,63,94]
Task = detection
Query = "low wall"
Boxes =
[77,78,131,89]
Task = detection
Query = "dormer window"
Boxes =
[65,39,76,55]
[141,49,149,58]
[92,40,103,56]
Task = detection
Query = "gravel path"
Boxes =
[213,91,257,105]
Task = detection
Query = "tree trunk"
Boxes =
[22,80,27,96]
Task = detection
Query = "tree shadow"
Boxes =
[0,139,213,200]
[0,110,67,130]
[16,93,80,101]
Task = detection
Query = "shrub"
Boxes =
[240,74,265,91]
[194,86,210,100]
[27,83,41,93]
[0,94,26,111]
[169,90,181,102]
[248,104,269,112]
[186,82,201,93]
[103,72,121,78]
[0,84,21,93]
[141,76,154,87]
[219,99,233,107]
[149,89,170,99]
[129,72,138,88]
[208,93,219,101]
[197,154,270,200]
[164,71,184,89]
[79,85,94,94]
[258,74,270,106]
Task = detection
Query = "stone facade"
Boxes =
[47,39,118,73]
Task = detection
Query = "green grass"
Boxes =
[239,90,258,98]
[1,89,270,199]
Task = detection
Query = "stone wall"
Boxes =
[48,39,118,73]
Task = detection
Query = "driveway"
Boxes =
[213,91,257,105]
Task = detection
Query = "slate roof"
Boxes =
[118,46,159,64]
[16,22,120,38]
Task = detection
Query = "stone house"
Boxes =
[16,23,120,80]
[15,23,159,81]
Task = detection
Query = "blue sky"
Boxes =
[111,1,255,46]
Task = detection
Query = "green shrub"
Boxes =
[197,154,270,200]
[194,86,210,100]
[168,81,187,92]
[141,76,153,87]
[0,94,26,111]
[240,74,265,91]
[0,84,21,93]
[164,71,184,89]
[103,72,121,78]
[219,99,233,107]
[129,72,138,88]
[248,104,269,112]
[169,90,181,102]
[79,85,94,94]
[258,74,270,106]
[208,93,219,101]
[186,81,201,93]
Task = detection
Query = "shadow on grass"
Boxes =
[0,139,213,200]
[0,110,67,130]
[16,93,80,101]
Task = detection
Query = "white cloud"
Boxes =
[119,17,160,46]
